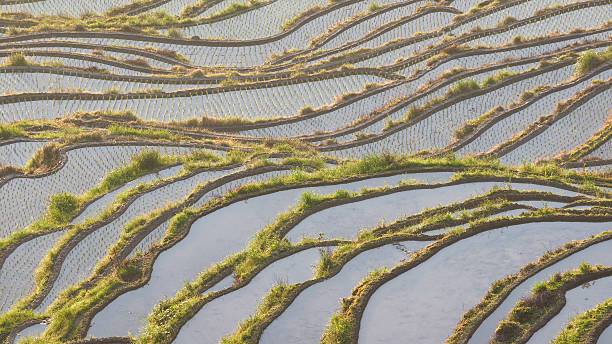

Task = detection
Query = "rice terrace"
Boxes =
[0,0,612,343]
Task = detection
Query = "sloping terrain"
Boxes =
[0,0,610,343]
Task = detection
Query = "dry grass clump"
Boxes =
[24,142,61,173]
[0,165,21,178]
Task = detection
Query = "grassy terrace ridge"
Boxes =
[0,0,273,38]
[451,53,612,143]
[3,40,600,142]
[0,142,321,254]
[552,112,612,164]
[0,0,339,36]
[1,34,589,132]
[41,39,593,142]
[291,0,611,73]
[0,130,236,178]
[0,25,604,90]
[0,0,599,48]
[316,51,585,149]
[0,141,321,283]
[382,66,529,132]
[0,115,328,169]
[337,51,608,150]
[317,210,612,344]
[490,264,612,343]
[142,205,543,344]
[484,77,612,159]
[279,22,612,82]
[328,41,611,140]
[0,110,320,178]
[281,3,459,67]
[1,161,314,342]
[30,24,593,134]
[0,48,588,145]
[0,153,605,343]
[0,40,192,64]
[0,149,248,304]
[0,65,397,101]
[0,147,235,252]
[0,150,235,339]
[28,35,604,136]
[274,0,519,66]
[0,158,315,342]
[444,63,612,157]
[180,0,222,18]
[134,159,608,343]
[552,298,612,344]
[47,80,398,132]
[0,61,400,91]
[446,230,612,344]
[105,0,172,17]
[219,210,612,343]
[0,51,176,76]
[0,19,605,84]
[0,0,611,342]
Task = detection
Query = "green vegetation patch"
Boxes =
[552,298,612,344]
[491,263,612,344]
[575,47,612,75]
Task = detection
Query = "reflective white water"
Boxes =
[528,276,612,344]
[12,322,47,343]
[0,141,46,167]
[174,248,322,343]
[599,321,612,343]
[260,240,432,344]
[286,181,579,242]
[471,238,612,343]
[87,171,453,337]
[0,231,63,313]
[360,222,612,344]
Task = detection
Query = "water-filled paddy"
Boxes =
[360,222,612,343]
[1,1,610,342]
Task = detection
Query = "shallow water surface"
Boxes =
[0,231,64,313]
[359,222,611,344]
[528,276,612,344]
[514,200,567,209]
[260,241,432,344]
[470,238,612,343]
[13,322,47,342]
[0,141,46,167]
[174,248,322,343]
[87,172,451,337]
[286,182,579,242]
[599,322,612,343]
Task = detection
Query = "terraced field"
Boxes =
[0,0,610,343]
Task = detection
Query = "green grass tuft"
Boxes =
[1,52,29,66]
[0,123,27,139]
[321,313,353,343]
[47,193,80,223]
[575,48,612,75]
